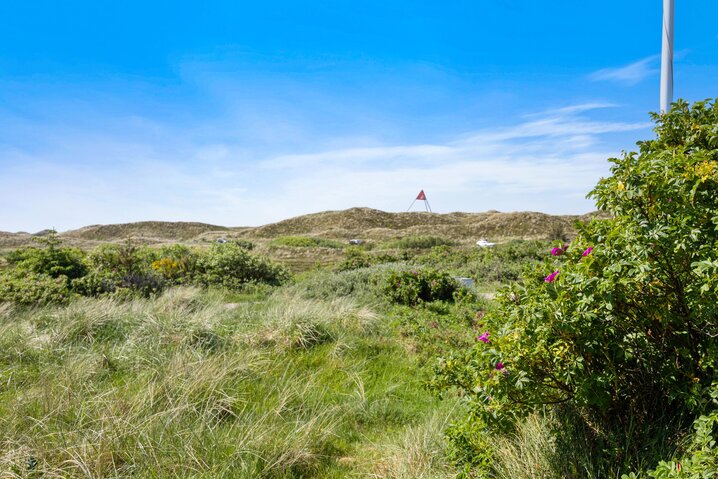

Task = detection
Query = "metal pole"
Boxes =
[660,0,674,113]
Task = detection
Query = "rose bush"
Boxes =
[432,99,718,476]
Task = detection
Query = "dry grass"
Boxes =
[365,411,458,479]
[0,286,453,478]
[242,207,598,242]
[1,208,607,253]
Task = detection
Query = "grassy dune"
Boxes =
[0,286,457,478]
[1,208,603,254]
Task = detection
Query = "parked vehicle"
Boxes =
[476,238,495,248]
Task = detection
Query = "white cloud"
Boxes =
[0,102,651,232]
[589,55,660,85]
[228,104,648,223]
[525,103,619,117]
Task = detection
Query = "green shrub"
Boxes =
[0,270,73,305]
[84,240,165,297]
[7,230,87,281]
[86,239,158,275]
[270,236,344,249]
[384,269,459,305]
[432,99,718,475]
[335,249,373,272]
[644,405,718,478]
[197,242,290,288]
[383,235,455,250]
[151,244,199,284]
[70,270,119,297]
[232,238,256,250]
[415,240,547,284]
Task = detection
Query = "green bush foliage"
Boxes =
[383,235,455,250]
[0,271,73,305]
[151,244,198,284]
[384,269,459,305]
[0,231,83,304]
[432,99,718,475]
[642,407,718,478]
[197,242,290,288]
[83,240,164,297]
[417,241,547,283]
[1,237,289,305]
[6,231,87,280]
[335,248,373,272]
[233,239,256,250]
[269,235,344,249]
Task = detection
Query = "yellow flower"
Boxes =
[692,161,717,181]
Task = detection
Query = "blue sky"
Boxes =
[1,1,716,232]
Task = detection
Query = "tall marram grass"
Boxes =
[0,286,455,478]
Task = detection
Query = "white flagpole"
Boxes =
[660,0,674,113]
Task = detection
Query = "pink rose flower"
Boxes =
[544,270,559,283]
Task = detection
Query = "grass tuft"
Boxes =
[0,285,453,477]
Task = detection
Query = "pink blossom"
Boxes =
[544,270,560,283]
[478,332,490,343]
[582,247,593,257]
[495,362,505,370]
[550,243,569,256]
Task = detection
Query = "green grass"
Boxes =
[381,235,455,250]
[269,236,345,249]
[0,236,582,478]
[0,286,457,478]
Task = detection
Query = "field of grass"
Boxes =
[0,211,572,478]
[0,258,492,478]
[0,208,599,255]
[0,228,559,478]
[3,99,714,479]
[5,231,691,478]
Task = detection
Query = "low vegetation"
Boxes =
[431,99,718,478]
[0,238,289,304]
[269,235,346,249]
[0,281,469,477]
[1,99,715,478]
[382,235,456,250]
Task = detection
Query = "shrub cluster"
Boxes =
[269,235,344,249]
[334,248,400,272]
[383,235,455,250]
[0,271,72,305]
[431,99,718,476]
[416,241,547,283]
[196,242,289,288]
[384,269,459,305]
[0,236,289,304]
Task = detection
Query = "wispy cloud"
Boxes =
[0,92,651,232]
[589,55,659,85]
[249,105,648,220]
[525,103,620,117]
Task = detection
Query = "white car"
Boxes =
[476,239,495,248]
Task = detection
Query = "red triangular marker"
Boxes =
[416,190,427,200]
